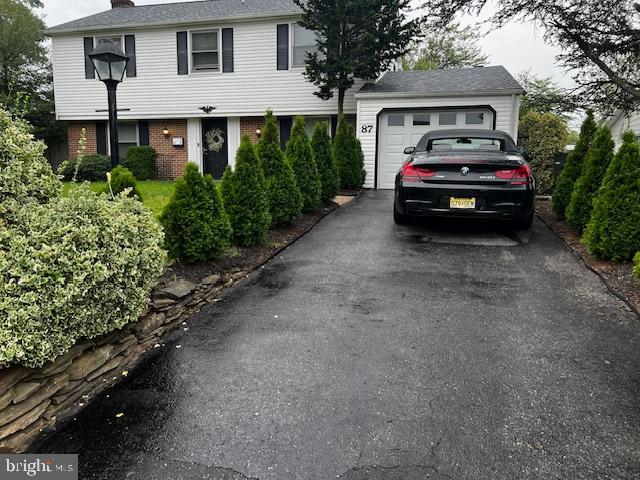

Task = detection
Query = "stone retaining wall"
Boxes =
[0,269,248,453]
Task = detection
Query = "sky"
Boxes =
[38,0,569,86]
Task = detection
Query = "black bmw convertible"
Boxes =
[393,129,536,229]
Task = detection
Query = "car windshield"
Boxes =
[428,137,504,152]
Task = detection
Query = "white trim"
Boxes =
[355,89,525,99]
[227,117,241,170]
[187,118,203,171]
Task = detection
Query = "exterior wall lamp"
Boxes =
[163,127,171,138]
[256,128,262,138]
[89,39,129,168]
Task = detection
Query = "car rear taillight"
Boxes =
[495,164,533,185]
[401,162,437,182]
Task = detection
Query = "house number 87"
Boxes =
[361,125,374,133]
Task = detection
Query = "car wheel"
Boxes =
[394,203,411,225]
[513,213,534,230]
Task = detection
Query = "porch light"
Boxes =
[89,39,129,167]
[256,128,262,138]
[163,127,171,138]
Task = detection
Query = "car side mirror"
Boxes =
[404,146,416,155]
[517,146,526,156]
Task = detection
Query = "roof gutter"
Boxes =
[354,89,524,99]
[45,11,301,36]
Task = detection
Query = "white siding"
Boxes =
[187,118,202,168]
[51,18,359,121]
[609,111,640,149]
[356,94,520,189]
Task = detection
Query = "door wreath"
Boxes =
[205,128,225,152]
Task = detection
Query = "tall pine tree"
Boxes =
[258,110,302,225]
[286,117,322,213]
[552,110,597,217]
[294,0,419,116]
[220,136,271,246]
[311,121,340,202]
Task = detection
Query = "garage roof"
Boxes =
[46,0,301,35]
[357,66,524,98]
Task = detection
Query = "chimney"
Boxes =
[111,0,135,8]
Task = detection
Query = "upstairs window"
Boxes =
[95,35,123,50]
[192,31,219,71]
[292,24,318,67]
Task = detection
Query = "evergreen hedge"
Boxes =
[221,136,271,246]
[160,163,231,262]
[566,126,614,232]
[286,116,321,212]
[583,131,640,262]
[312,121,340,202]
[552,110,597,217]
[333,116,365,190]
[58,155,112,182]
[257,110,302,225]
[121,146,157,180]
[103,165,143,200]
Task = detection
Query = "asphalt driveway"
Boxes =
[34,191,640,479]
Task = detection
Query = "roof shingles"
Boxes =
[357,66,523,96]
[46,0,301,34]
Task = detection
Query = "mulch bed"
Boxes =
[161,201,342,285]
[536,199,640,317]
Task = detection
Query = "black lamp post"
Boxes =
[89,39,129,168]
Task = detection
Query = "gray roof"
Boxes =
[46,0,301,35]
[357,66,524,97]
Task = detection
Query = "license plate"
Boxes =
[450,197,476,209]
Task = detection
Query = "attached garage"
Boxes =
[355,66,524,189]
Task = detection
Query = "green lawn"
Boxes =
[63,181,176,218]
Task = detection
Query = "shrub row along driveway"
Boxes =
[35,191,640,479]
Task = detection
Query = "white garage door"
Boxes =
[377,109,494,189]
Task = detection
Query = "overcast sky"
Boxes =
[39,0,569,86]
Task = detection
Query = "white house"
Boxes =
[46,0,523,189]
[608,110,640,149]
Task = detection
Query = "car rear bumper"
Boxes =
[396,183,535,220]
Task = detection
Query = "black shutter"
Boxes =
[138,120,149,146]
[177,31,188,75]
[222,28,234,73]
[96,121,107,155]
[84,37,95,79]
[124,35,137,77]
[279,117,293,150]
[276,24,289,70]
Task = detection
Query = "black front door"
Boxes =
[202,117,228,179]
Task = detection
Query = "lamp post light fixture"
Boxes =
[89,39,129,168]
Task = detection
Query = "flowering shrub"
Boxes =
[0,186,166,368]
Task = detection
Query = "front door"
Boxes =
[202,118,228,179]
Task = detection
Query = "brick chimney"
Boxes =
[111,0,134,8]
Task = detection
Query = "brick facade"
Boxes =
[240,117,265,144]
[149,120,188,180]
[67,122,98,159]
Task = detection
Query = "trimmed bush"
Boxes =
[257,110,302,225]
[103,165,143,200]
[583,131,640,262]
[286,116,321,213]
[220,136,271,246]
[59,154,111,182]
[566,126,614,232]
[0,186,166,368]
[553,110,597,217]
[0,108,61,222]
[312,121,340,202]
[121,146,157,180]
[160,163,231,262]
[333,115,365,190]
[517,111,568,195]
[634,252,640,281]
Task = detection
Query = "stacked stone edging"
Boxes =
[0,269,248,453]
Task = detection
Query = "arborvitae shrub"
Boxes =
[103,165,143,200]
[333,116,365,189]
[312,121,340,202]
[583,131,640,262]
[553,110,597,217]
[566,126,614,232]
[258,110,302,225]
[160,163,232,262]
[121,146,157,180]
[220,136,271,246]
[286,116,321,212]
